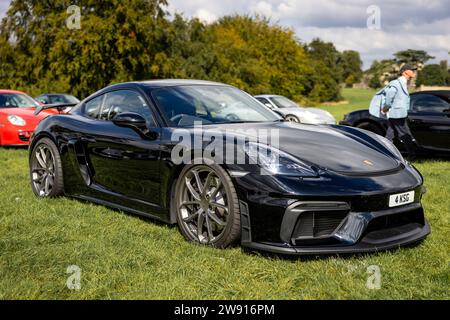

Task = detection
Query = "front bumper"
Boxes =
[240,201,430,255]
[0,128,33,146]
[232,167,430,255]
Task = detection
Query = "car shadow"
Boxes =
[241,240,427,261]
[1,145,28,150]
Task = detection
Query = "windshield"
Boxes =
[152,85,280,127]
[50,94,80,104]
[0,93,40,108]
[270,96,299,108]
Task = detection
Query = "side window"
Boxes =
[84,95,104,119]
[412,94,450,113]
[256,98,268,104]
[256,98,272,108]
[36,95,49,104]
[100,90,156,126]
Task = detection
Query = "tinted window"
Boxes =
[152,85,279,127]
[36,95,49,104]
[100,90,155,126]
[85,95,104,118]
[0,93,39,108]
[269,96,298,108]
[256,97,271,105]
[412,94,450,113]
[49,94,80,104]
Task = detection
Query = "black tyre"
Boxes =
[30,137,64,198]
[357,122,384,136]
[174,164,240,248]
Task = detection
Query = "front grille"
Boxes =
[292,210,348,245]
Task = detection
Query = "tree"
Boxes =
[340,50,363,87]
[366,59,397,89]
[306,38,343,84]
[0,0,169,98]
[0,3,343,102]
[416,63,449,86]
[393,49,434,69]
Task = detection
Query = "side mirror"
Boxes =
[264,103,274,109]
[113,112,146,128]
[112,112,157,139]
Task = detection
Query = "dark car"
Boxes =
[340,91,450,153]
[35,93,80,105]
[28,80,429,255]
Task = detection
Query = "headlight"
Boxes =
[7,115,26,126]
[244,142,318,177]
[378,136,404,162]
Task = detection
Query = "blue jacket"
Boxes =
[384,78,410,119]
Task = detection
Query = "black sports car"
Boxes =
[340,90,450,154]
[28,80,430,255]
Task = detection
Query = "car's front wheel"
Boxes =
[175,164,241,248]
[30,137,64,198]
[285,115,300,123]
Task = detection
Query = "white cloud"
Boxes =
[0,0,9,19]
[167,0,450,68]
[194,8,218,24]
[296,26,450,66]
[252,1,274,18]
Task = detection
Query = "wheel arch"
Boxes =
[29,131,59,159]
[354,119,386,135]
[167,163,186,224]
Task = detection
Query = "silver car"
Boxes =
[254,94,336,125]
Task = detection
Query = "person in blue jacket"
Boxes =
[382,64,418,160]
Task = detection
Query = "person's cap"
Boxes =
[400,64,417,73]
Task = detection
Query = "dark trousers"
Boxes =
[385,118,417,157]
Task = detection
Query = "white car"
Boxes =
[254,94,336,125]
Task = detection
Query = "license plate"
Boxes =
[389,191,415,207]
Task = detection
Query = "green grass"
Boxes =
[1,89,449,299]
[320,87,377,122]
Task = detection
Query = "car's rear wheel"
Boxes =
[175,164,240,248]
[285,115,300,123]
[30,137,64,198]
[357,122,384,136]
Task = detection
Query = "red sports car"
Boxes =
[0,90,58,146]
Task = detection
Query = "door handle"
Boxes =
[409,119,423,124]
[80,136,97,143]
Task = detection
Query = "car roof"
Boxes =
[412,90,450,99]
[0,89,27,94]
[80,79,233,103]
[107,79,228,91]
[37,93,75,96]
[254,94,281,98]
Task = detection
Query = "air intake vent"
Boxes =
[292,210,348,244]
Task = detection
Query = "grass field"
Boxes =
[0,89,449,299]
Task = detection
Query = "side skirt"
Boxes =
[72,194,172,224]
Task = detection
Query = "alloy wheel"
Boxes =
[285,115,300,122]
[177,166,230,244]
[31,144,56,197]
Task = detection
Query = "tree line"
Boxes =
[0,0,363,103]
[367,49,450,88]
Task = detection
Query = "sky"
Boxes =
[1,0,449,69]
